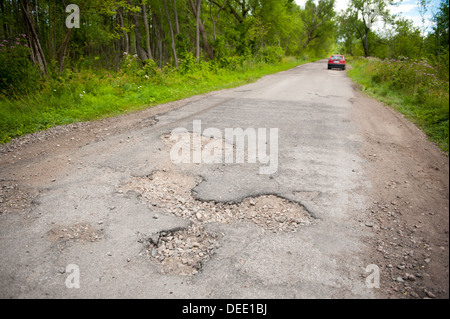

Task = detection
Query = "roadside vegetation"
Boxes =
[340,0,449,153]
[0,0,337,144]
[1,0,449,152]
[0,53,310,144]
[347,56,449,153]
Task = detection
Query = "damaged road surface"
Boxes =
[0,60,448,299]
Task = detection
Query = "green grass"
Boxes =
[347,57,449,154]
[0,57,314,144]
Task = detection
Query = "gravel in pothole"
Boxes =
[140,223,221,276]
[122,169,314,233]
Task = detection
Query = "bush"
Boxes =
[119,52,141,76]
[257,46,285,64]
[178,51,197,75]
[369,57,448,95]
[0,35,42,98]
[217,55,245,70]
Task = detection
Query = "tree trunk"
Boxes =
[153,11,165,67]
[117,9,129,54]
[198,16,214,59]
[19,0,48,76]
[130,4,149,61]
[57,28,73,72]
[190,0,214,60]
[0,0,7,38]
[173,0,180,35]
[210,0,228,41]
[57,0,88,72]
[163,0,179,69]
[364,27,369,57]
[142,2,153,60]
[195,0,201,60]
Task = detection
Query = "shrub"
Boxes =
[217,55,245,69]
[0,35,42,98]
[119,52,140,76]
[257,46,285,64]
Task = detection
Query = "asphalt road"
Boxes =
[0,59,448,299]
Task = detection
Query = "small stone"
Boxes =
[424,289,436,298]
[396,277,404,283]
[404,273,416,281]
[107,252,112,256]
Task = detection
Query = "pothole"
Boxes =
[161,131,257,164]
[121,150,315,275]
[47,223,103,243]
[122,169,315,233]
[139,224,222,276]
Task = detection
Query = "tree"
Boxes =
[18,0,48,76]
[163,0,179,68]
[429,0,449,80]
[344,0,394,57]
[299,0,336,50]
[142,0,153,60]
[189,0,215,60]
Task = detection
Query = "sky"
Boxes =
[294,0,442,31]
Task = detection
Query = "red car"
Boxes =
[328,55,346,70]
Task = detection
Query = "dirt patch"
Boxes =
[0,180,36,215]
[47,223,103,243]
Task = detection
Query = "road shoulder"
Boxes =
[350,89,449,299]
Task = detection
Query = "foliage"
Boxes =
[257,46,285,64]
[1,0,448,152]
[348,57,449,153]
[0,54,306,144]
[0,35,42,98]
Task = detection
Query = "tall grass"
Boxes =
[347,56,449,153]
[0,55,311,144]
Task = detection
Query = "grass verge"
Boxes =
[347,57,449,154]
[0,57,313,144]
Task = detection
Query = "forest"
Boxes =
[0,0,448,150]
